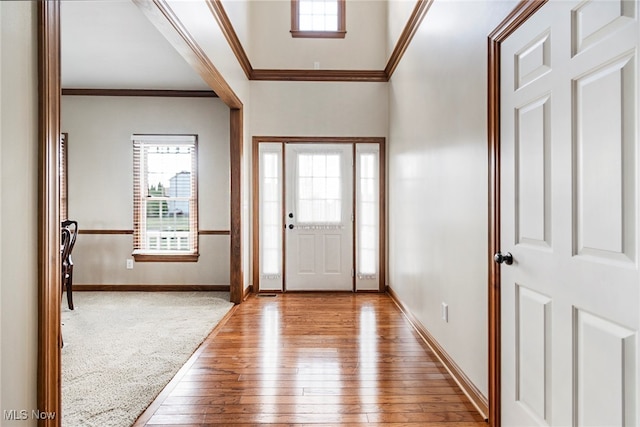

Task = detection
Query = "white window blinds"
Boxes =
[132,135,198,259]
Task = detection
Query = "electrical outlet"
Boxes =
[441,302,449,322]
[126,259,134,269]
[314,61,320,70]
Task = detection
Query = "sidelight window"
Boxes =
[356,144,380,288]
[259,143,284,290]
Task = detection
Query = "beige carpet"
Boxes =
[61,291,234,427]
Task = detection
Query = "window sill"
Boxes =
[290,30,346,39]
[132,253,200,262]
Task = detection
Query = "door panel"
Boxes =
[285,144,353,291]
[516,95,552,248]
[323,233,343,273]
[297,233,316,273]
[515,284,552,423]
[500,1,639,425]
[575,308,636,426]
[574,52,635,261]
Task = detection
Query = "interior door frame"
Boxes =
[487,1,549,426]
[38,1,245,424]
[252,136,386,293]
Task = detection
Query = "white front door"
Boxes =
[500,1,638,425]
[284,143,353,291]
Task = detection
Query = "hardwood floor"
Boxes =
[135,293,486,426]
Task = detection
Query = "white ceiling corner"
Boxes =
[61,0,211,90]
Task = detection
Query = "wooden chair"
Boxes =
[61,220,78,310]
[60,227,72,348]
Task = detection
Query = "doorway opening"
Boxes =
[252,137,386,293]
[38,0,245,422]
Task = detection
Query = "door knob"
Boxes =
[494,252,513,265]
[288,212,294,218]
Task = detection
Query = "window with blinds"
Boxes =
[291,0,346,38]
[60,133,68,221]
[132,135,199,262]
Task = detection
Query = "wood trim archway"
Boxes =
[487,1,549,426]
[38,2,62,425]
[38,1,245,424]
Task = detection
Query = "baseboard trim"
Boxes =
[73,284,230,292]
[243,284,253,300]
[387,286,489,420]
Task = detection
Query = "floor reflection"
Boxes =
[142,293,486,425]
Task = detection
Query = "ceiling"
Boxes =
[61,0,211,90]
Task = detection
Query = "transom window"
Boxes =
[132,134,198,262]
[291,0,346,39]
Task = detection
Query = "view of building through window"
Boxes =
[133,135,198,257]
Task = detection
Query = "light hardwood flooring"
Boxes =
[135,293,486,426]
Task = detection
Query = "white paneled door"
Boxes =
[285,144,354,291]
[500,0,638,425]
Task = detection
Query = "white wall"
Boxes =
[249,0,387,70]
[387,0,518,397]
[0,1,3,411]
[165,0,253,288]
[0,1,38,424]
[386,0,416,59]
[221,0,252,60]
[62,96,231,286]
[251,81,388,136]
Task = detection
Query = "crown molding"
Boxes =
[251,69,388,82]
[62,88,218,97]
[206,0,253,79]
[205,0,431,82]
[385,0,434,78]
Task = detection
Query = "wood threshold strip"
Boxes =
[486,2,548,426]
[387,287,489,420]
[78,229,230,235]
[132,302,240,426]
[73,284,230,292]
